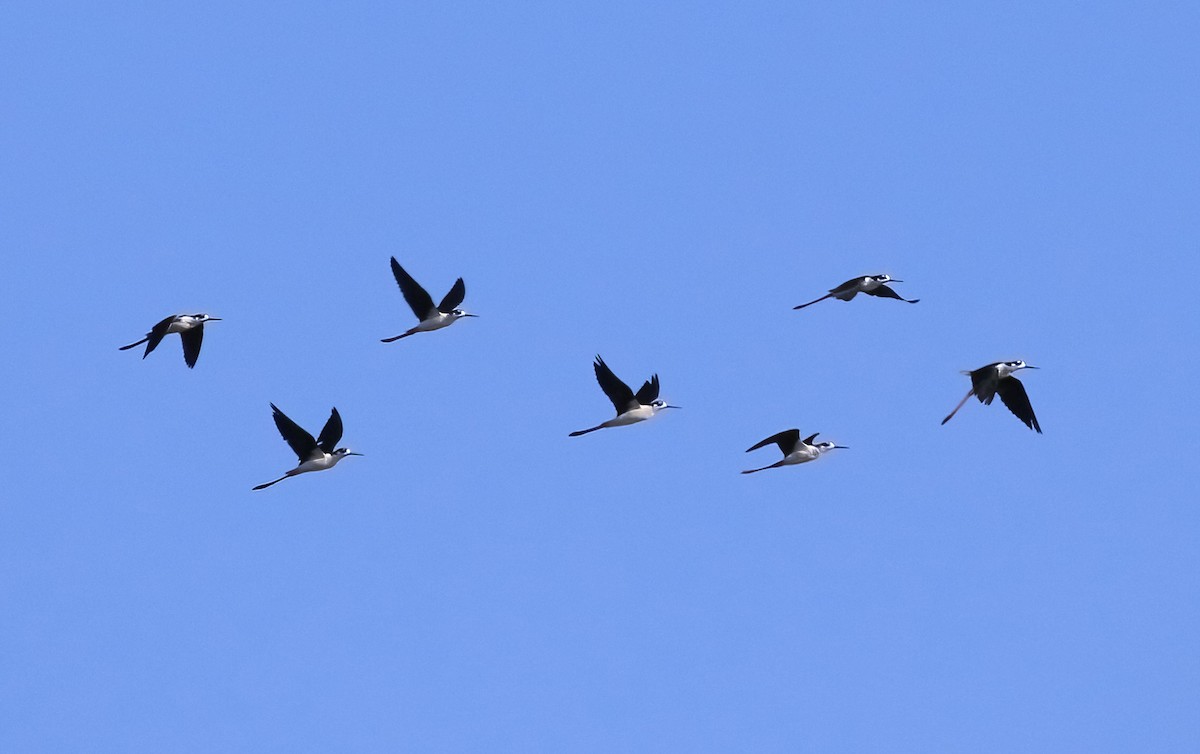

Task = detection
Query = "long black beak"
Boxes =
[833,445,849,449]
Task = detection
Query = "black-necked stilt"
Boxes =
[941,361,1042,433]
[569,355,679,437]
[381,257,476,342]
[741,429,846,474]
[252,404,362,490]
[793,274,919,310]
[119,313,221,368]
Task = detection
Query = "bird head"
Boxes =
[999,360,1037,377]
[450,309,478,320]
[649,399,681,412]
[333,448,364,460]
[814,441,848,453]
[870,274,899,283]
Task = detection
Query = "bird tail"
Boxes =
[941,389,975,426]
[118,337,149,351]
[569,425,605,437]
[793,294,832,310]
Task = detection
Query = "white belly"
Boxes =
[417,313,455,332]
[608,406,655,426]
[782,449,819,465]
[296,453,338,474]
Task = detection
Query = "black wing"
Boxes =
[593,356,636,414]
[746,429,800,455]
[996,377,1042,433]
[270,403,319,461]
[864,284,919,304]
[390,257,436,320]
[438,278,466,312]
[180,325,204,368]
[634,374,660,405]
[143,315,177,357]
[317,407,344,452]
[829,277,867,295]
[802,432,819,445]
[970,365,1001,404]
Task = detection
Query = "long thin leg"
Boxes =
[566,425,604,437]
[742,460,786,474]
[380,328,418,343]
[252,475,289,490]
[941,389,975,425]
[793,294,833,310]
[119,337,150,351]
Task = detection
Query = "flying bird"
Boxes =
[381,257,476,342]
[793,274,919,310]
[569,355,679,437]
[252,404,362,490]
[742,429,847,474]
[941,360,1042,433]
[119,313,221,368]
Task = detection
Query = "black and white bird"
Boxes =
[793,274,919,310]
[569,355,679,437]
[252,404,362,490]
[741,429,847,474]
[381,257,476,342]
[941,360,1042,433]
[119,313,221,368]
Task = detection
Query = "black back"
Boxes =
[390,257,436,320]
[829,277,868,295]
[969,364,1002,404]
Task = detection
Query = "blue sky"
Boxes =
[3,1,1199,750]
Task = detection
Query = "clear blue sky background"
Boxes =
[3,1,1198,750]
